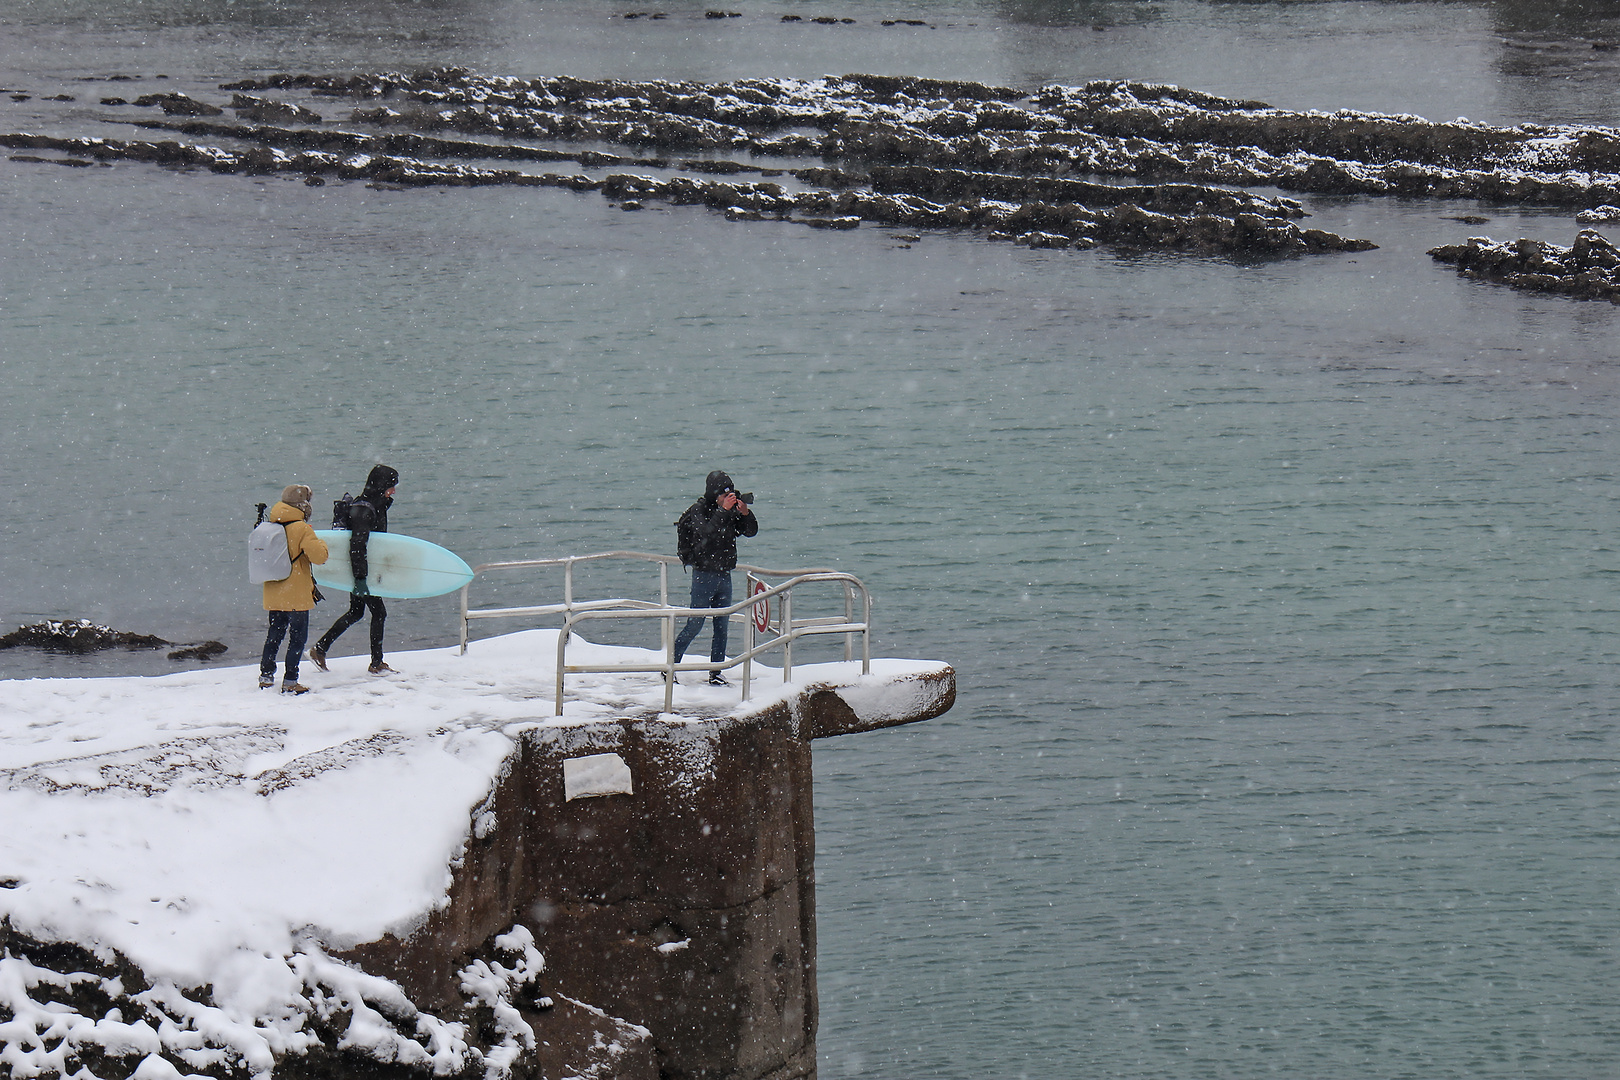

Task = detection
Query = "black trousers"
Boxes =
[316,593,387,663]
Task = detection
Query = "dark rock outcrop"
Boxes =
[166,640,229,660]
[230,93,323,125]
[0,618,226,660]
[131,91,223,116]
[1429,228,1620,301]
[0,618,168,652]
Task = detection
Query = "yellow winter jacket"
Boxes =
[261,501,329,612]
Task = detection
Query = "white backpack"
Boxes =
[248,512,293,584]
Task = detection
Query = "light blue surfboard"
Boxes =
[312,531,475,600]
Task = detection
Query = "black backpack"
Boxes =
[332,493,361,529]
[675,507,697,567]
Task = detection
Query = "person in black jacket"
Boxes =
[672,470,759,685]
[309,464,398,675]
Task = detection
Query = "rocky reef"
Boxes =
[1429,228,1620,301]
[12,66,1620,290]
[0,618,226,660]
[8,70,1382,258]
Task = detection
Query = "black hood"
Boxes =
[362,464,399,502]
[704,470,733,503]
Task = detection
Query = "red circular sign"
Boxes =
[751,580,771,632]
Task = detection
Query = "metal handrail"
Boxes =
[456,551,871,715]
[458,551,680,653]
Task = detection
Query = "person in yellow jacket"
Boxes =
[259,485,329,694]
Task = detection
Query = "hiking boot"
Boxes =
[368,661,396,675]
[308,646,328,672]
[708,672,730,687]
[281,681,311,695]
[258,673,275,689]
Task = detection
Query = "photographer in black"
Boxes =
[672,470,758,685]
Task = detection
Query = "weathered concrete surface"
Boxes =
[343,666,955,1080]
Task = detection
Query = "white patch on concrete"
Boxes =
[563,753,633,800]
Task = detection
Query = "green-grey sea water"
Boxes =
[2,2,1618,1075]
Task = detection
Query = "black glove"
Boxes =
[353,579,370,597]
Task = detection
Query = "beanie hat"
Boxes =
[704,470,734,502]
[281,484,313,519]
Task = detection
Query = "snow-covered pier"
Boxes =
[0,630,955,1079]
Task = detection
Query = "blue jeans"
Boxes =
[261,610,310,682]
[673,569,732,664]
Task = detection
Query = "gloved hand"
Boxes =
[353,579,370,597]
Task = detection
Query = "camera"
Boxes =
[728,489,755,505]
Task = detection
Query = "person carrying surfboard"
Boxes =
[259,484,329,694]
[309,464,398,676]
[672,470,759,686]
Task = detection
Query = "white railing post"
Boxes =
[848,579,861,663]
[664,608,676,714]
[554,621,569,717]
[743,574,755,701]
[862,587,871,674]
[459,583,471,655]
[781,589,793,683]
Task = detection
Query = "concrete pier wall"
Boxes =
[343,666,956,1080]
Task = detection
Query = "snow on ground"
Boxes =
[0,629,938,1003]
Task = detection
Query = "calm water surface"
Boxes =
[2,2,1618,1076]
